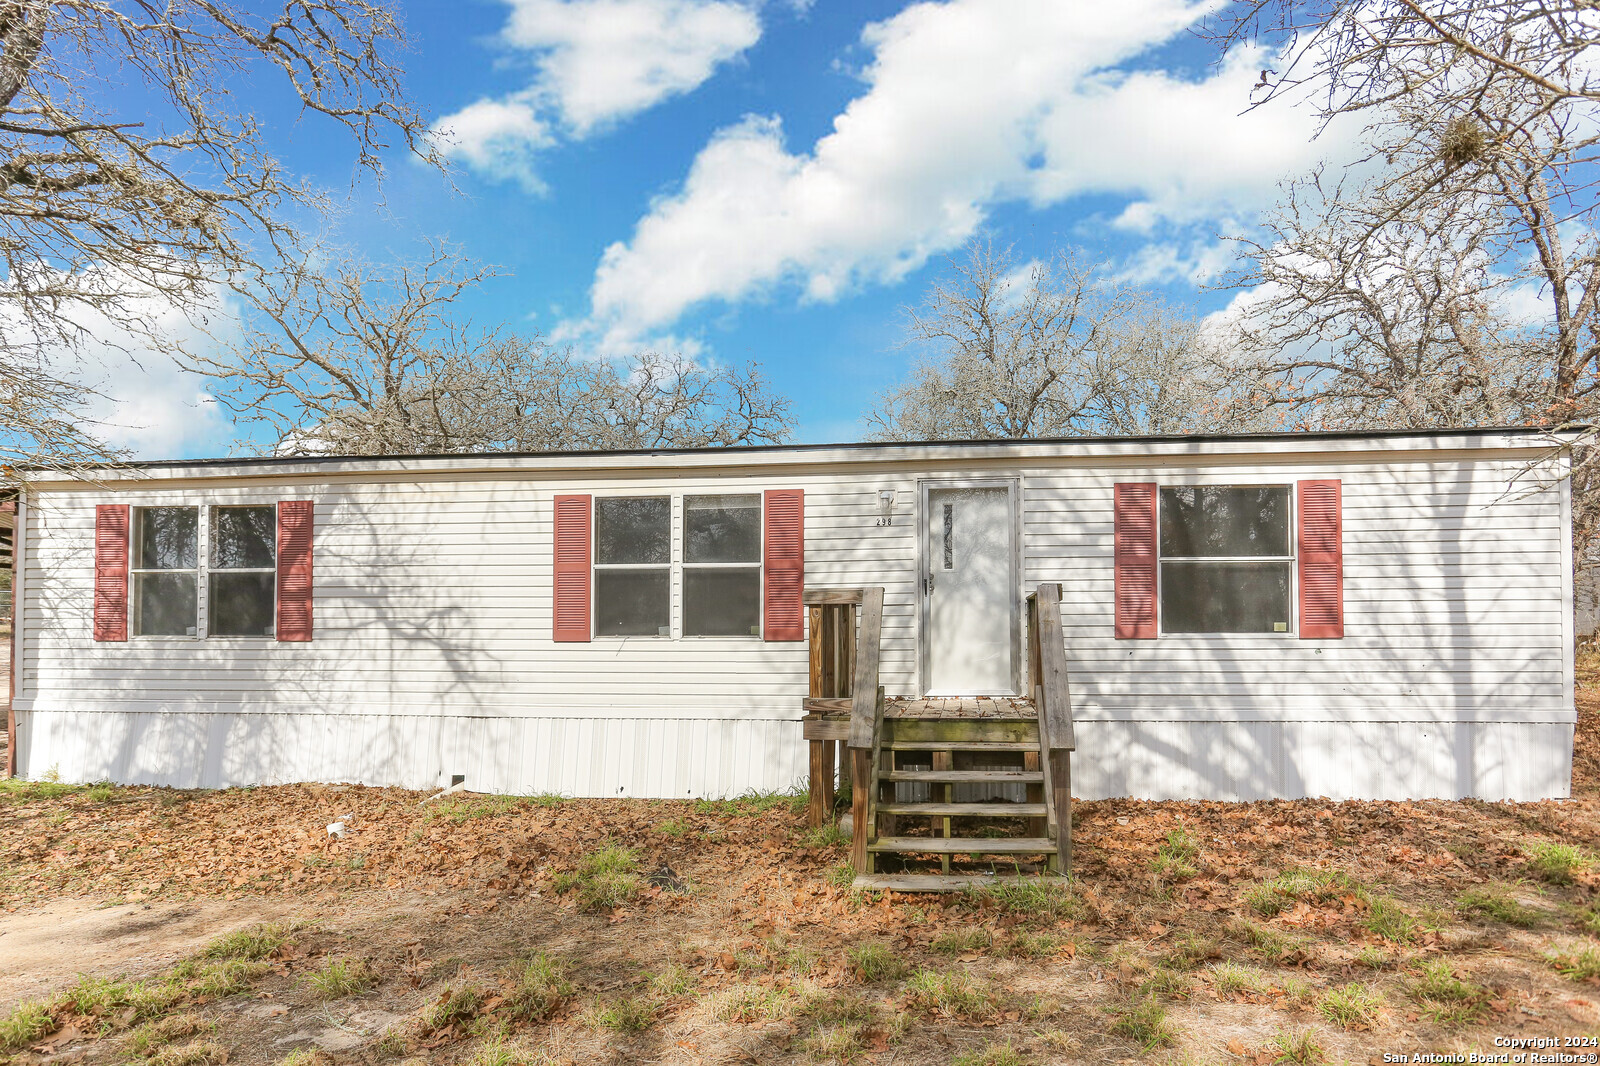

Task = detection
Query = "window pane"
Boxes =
[1160,486,1290,557]
[684,567,761,636]
[1161,560,1291,633]
[685,494,761,563]
[595,497,670,565]
[135,507,198,570]
[594,568,670,636]
[210,572,276,636]
[212,506,276,569]
[133,572,197,636]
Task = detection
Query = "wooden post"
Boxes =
[1024,750,1045,840]
[1050,750,1072,874]
[933,749,953,874]
[820,734,835,818]
[850,748,871,873]
[808,741,828,827]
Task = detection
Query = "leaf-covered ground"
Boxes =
[1,671,1598,1065]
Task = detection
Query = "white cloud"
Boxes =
[433,0,761,187]
[582,0,1350,340]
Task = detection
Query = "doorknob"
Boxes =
[927,572,935,593]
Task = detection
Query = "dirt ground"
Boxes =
[1,677,1598,1065]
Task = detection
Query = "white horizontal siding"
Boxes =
[13,445,1576,799]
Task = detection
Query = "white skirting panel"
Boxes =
[12,711,812,799]
[14,712,1573,802]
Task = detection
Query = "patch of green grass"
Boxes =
[952,1040,1025,1066]
[0,776,83,802]
[1140,966,1191,999]
[1163,933,1221,970]
[1547,943,1600,981]
[847,943,909,982]
[1362,895,1420,944]
[127,1013,215,1056]
[582,994,657,1032]
[171,959,267,998]
[657,817,692,838]
[551,845,642,912]
[423,794,538,824]
[1574,901,1600,935]
[802,1023,866,1063]
[148,1042,228,1066]
[1318,982,1384,1030]
[1245,868,1359,916]
[1457,887,1543,928]
[823,863,856,890]
[1006,930,1067,959]
[961,878,1087,921]
[276,1049,331,1066]
[694,786,808,818]
[465,1037,556,1066]
[1151,828,1199,883]
[1527,841,1589,885]
[1209,961,1267,997]
[932,926,994,956]
[1227,918,1307,960]
[530,793,564,808]
[800,823,850,849]
[202,921,294,961]
[714,984,797,1023]
[85,781,117,803]
[1267,1028,1325,1065]
[306,957,377,1000]
[1410,961,1490,1024]
[798,991,873,1026]
[505,953,574,1021]
[62,973,137,1017]
[647,962,695,997]
[0,1000,56,1051]
[1107,996,1176,1050]
[904,969,998,1020]
[422,984,485,1031]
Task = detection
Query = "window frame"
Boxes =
[1155,483,1297,637]
[590,492,766,640]
[127,502,279,640]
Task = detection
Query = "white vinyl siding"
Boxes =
[11,437,1575,799]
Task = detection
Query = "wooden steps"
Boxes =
[868,836,1056,854]
[884,769,1042,783]
[852,873,1062,892]
[876,801,1047,817]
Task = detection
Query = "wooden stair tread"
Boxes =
[852,873,1063,893]
[869,836,1056,854]
[882,740,1037,751]
[875,801,1048,816]
[884,770,1043,783]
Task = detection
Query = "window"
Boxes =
[132,506,198,636]
[210,506,277,636]
[130,504,277,638]
[593,496,670,636]
[684,494,761,636]
[1159,486,1292,634]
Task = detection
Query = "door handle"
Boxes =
[927,571,935,594]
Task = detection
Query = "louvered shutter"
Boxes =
[553,495,592,642]
[93,504,130,642]
[1298,479,1343,639]
[763,489,804,641]
[1114,483,1158,639]
[276,501,314,641]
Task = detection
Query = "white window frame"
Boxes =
[592,495,674,638]
[1156,483,1296,637]
[681,493,764,639]
[590,492,765,640]
[128,502,278,640]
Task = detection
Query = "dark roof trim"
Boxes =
[42,424,1577,473]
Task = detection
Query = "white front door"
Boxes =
[923,484,1017,695]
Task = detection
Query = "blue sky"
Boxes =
[99,0,1349,457]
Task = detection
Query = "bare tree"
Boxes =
[868,240,1267,441]
[190,245,795,455]
[0,0,440,479]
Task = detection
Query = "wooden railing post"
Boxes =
[847,588,884,875]
[1032,582,1075,875]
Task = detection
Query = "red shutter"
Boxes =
[93,504,130,642]
[277,500,314,642]
[763,489,804,641]
[1298,479,1343,639]
[553,495,592,642]
[1114,483,1158,639]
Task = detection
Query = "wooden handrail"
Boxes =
[1026,582,1075,874]
[848,588,884,750]
[803,586,884,831]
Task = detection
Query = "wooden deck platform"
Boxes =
[802,696,1036,739]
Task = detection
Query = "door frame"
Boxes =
[916,477,1023,697]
